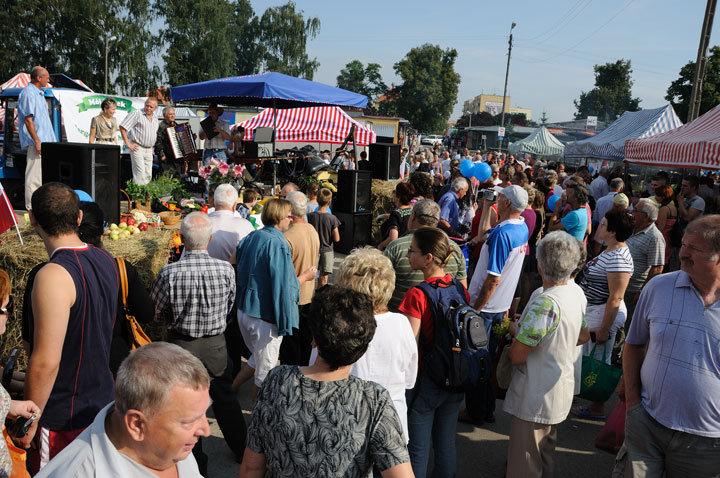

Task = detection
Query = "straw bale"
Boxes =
[371,179,402,245]
[0,226,173,367]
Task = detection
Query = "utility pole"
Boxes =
[499,22,516,130]
[688,0,717,122]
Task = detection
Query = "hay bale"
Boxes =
[371,179,402,245]
[0,226,173,367]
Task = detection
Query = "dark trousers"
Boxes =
[465,311,505,420]
[279,304,313,366]
[170,332,247,474]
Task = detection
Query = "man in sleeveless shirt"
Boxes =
[20,183,119,473]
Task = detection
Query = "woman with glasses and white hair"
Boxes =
[504,231,590,478]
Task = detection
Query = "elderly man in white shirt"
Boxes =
[35,343,209,478]
[207,184,254,264]
[120,97,159,185]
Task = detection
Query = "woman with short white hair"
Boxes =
[504,231,590,478]
[334,247,418,442]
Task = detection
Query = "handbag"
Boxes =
[578,344,622,403]
[594,399,626,454]
[3,427,30,478]
[495,342,513,390]
[117,259,152,350]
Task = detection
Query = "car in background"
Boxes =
[420,134,443,146]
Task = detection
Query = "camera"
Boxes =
[480,189,498,201]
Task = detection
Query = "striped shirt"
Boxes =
[384,230,467,312]
[625,223,665,293]
[580,247,634,305]
[120,109,158,148]
[151,250,235,338]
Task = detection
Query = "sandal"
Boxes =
[570,405,606,420]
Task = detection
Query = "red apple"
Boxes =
[126,218,136,226]
[119,218,127,224]
[138,222,148,231]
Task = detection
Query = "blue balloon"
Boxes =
[473,162,492,182]
[588,166,595,174]
[459,160,474,178]
[548,194,559,212]
[74,189,93,202]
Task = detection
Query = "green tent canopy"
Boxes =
[508,126,564,156]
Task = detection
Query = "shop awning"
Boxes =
[508,126,564,156]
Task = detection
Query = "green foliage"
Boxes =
[393,44,461,133]
[124,180,147,200]
[456,111,526,128]
[574,59,641,122]
[665,46,720,122]
[161,0,237,86]
[143,173,188,200]
[256,2,321,80]
[337,60,387,111]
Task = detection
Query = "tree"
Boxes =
[161,0,237,86]
[256,2,320,79]
[393,44,461,133]
[665,46,720,121]
[233,0,263,75]
[336,60,387,111]
[574,59,640,122]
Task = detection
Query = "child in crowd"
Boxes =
[306,182,320,212]
[237,188,261,220]
[307,188,341,287]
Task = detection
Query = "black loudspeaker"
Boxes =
[369,143,401,180]
[243,142,259,158]
[41,142,121,224]
[335,170,372,213]
[335,212,372,254]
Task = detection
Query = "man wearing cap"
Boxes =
[200,104,231,164]
[465,185,529,424]
[120,97,159,185]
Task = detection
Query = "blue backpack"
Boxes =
[416,278,491,392]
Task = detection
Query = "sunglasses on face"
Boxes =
[0,295,13,315]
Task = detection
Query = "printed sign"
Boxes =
[52,90,147,148]
[586,116,598,127]
[498,126,505,140]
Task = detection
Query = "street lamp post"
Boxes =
[499,22,516,133]
[104,33,117,94]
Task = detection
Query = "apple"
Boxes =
[119,218,127,224]
[138,222,148,231]
[126,218,136,226]
[110,234,119,241]
[110,223,118,230]
[130,227,139,235]
[119,222,128,229]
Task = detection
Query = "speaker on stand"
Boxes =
[41,142,121,224]
[335,211,372,254]
[369,143,401,180]
[334,170,372,213]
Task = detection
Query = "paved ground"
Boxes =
[204,254,617,478]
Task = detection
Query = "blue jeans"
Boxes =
[203,148,227,164]
[406,374,464,478]
[465,311,505,420]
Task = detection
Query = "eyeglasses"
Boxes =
[406,248,422,256]
[0,295,13,316]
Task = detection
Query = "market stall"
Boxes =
[564,105,682,161]
[236,106,376,146]
[625,103,720,169]
[508,126,564,156]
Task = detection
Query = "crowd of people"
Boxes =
[1,135,718,477]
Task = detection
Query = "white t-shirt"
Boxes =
[207,210,254,263]
[469,218,529,313]
[309,311,418,443]
[203,119,230,149]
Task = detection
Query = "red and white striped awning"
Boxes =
[1,73,31,90]
[236,107,376,146]
[625,104,720,169]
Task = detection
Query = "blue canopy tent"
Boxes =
[170,73,369,179]
[564,105,682,161]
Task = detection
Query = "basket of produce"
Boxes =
[159,211,181,226]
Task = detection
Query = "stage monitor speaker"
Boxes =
[335,212,372,254]
[41,142,121,224]
[335,170,372,213]
[369,143,401,180]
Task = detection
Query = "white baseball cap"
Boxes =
[499,185,529,209]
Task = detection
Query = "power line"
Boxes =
[516,0,593,46]
[517,0,591,43]
[521,0,637,64]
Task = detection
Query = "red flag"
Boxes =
[0,181,20,239]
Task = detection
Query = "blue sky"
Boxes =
[249,0,717,124]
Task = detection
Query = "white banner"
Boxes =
[485,101,504,116]
[52,90,148,151]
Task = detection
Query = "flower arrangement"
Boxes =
[198,158,243,184]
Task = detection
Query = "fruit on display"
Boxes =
[138,222,148,231]
[126,218,136,226]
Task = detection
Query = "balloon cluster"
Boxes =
[459,160,491,182]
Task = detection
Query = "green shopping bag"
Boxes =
[578,344,623,403]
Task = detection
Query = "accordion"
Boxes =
[167,123,200,161]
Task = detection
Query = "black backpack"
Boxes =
[416,278,491,392]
